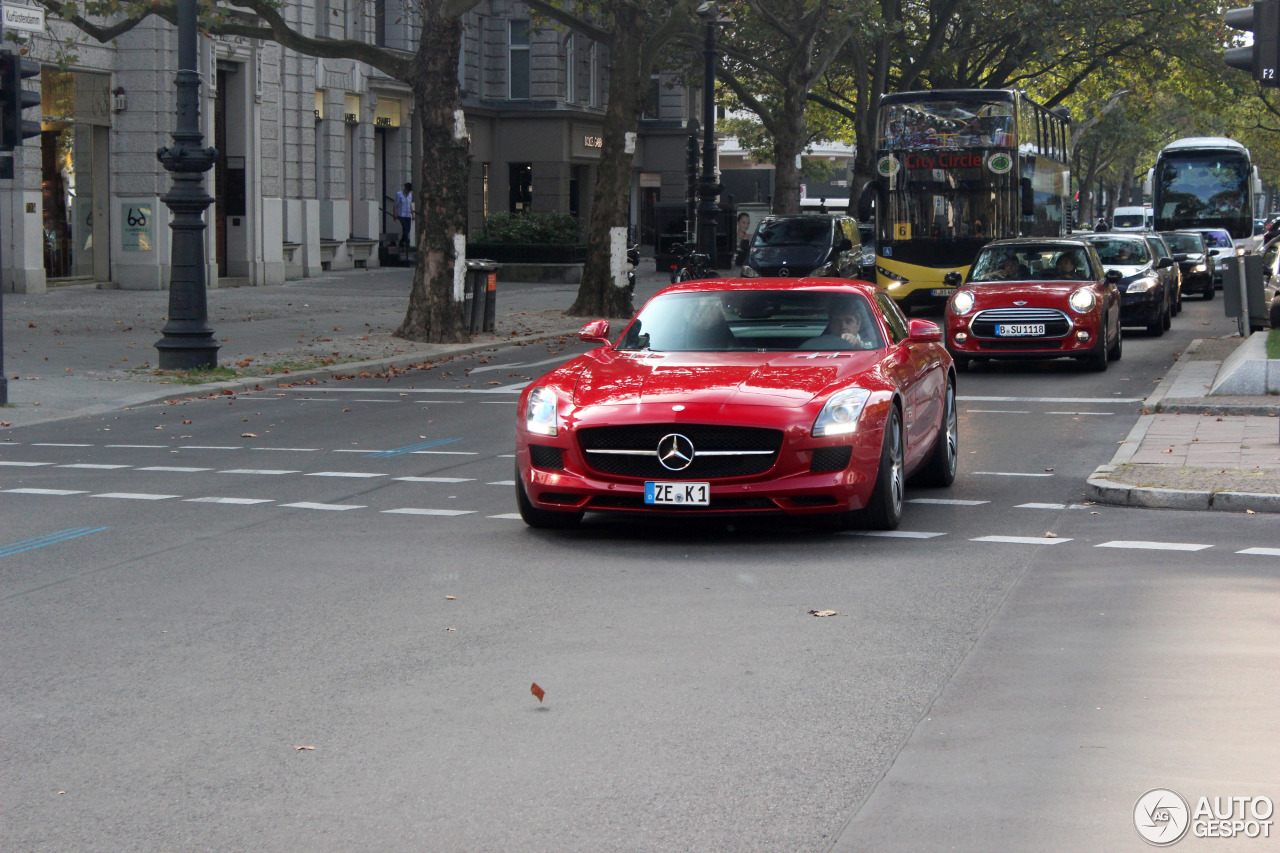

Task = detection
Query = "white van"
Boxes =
[1111,205,1153,232]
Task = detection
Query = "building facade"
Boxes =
[0,2,701,294]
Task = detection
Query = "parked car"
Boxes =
[1143,233,1183,315]
[943,238,1122,372]
[1159,231,1214,300]
[1259,240,1280,328]
[740,214,864,279]
[1081,234,1174,335]
[515,280,957,531]
[1188,227,1239,288]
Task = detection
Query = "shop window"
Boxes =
[509,162,532,212]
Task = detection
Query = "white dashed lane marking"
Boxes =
[0,461,52,467]
[853,530,947,539]
[92,493,178,501]
[1046,411,1114,416]
[973,471,1054,478]
[59,464,131,470]
[1016,503,1089,510]
[252,447,319,452]
[487,480,516,486]
[219,469,300,475]
[139,467,213,473]
[3,488,88,495]
[971,535,1071,545]
[382,508,476,516]
[1239,547,1280,557]
[31,443,91,447]
[395,477,475,483]
[1097,541,1213,552]
[106,444,168,449]
[180,446,242,450]
[305,472,386,478]
[184,497,275,505]
[280,502,366,511]
[909,498,988,506]
[965,409,1029,414]
[488,513,524,520]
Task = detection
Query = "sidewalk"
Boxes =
[0,265,671,429]
[1086,335,1280,513]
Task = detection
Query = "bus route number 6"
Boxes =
[894,222,912,240]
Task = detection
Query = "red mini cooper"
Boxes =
[944,238,1123,371]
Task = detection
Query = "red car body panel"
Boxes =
[515,279,953,519]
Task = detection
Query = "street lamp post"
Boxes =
[154,0,219,370]
[696,3,725,268]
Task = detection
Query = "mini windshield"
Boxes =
[969,245,1093,282]
[617,290,885,353]
[752,218,834,248]
[1083,237,1151,265]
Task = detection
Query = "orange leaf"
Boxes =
[531,682,545,703]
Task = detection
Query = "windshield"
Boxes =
[1112,214,1147,228]
[1162,233,1204,254]
[1199,230,1234,249]
[752,218,833,248]
[1154,151,1251,234]
[970,245,1094,282]
[1083,237,1151,265]
[879,99,1014,149]
[618,290,885,353]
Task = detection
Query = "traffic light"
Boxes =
[0,50,41,151]
[1225,0,1280,86]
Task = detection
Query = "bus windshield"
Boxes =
[879,99,1014,149]
[1154,152,1251,234]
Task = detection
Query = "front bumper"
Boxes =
[946,309,1103,359]
[1119,290,1162,325]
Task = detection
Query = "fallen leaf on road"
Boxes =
[808,609,839,617]
[444,627,456,631]
[183,420,191,425]
[531,682,545,703]
[1246,509,1256,514]
[241,433,257,438]
[294,746,315,751]
[1044,532,1058,538]
[1044,468,1053,472]
[0,422,10,427]
[342,408,351,413]
[445,595,457,600]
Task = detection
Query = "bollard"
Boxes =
[483,268,497,332]
[464,259,498,334]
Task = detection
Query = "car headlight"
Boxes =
[1068,287,1097,313]
[1127,276,1158,293]
[740,265,758,278]
[812,388,872,437]
[876,265,910,288]
[525,387,559,436]
[1237,247,1246,256]
[811,264,835,276]
[1193,263,1207,273]
[950,290,975,314]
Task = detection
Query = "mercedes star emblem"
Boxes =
[657,433,696,471]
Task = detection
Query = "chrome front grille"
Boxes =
[970,307,1071,339]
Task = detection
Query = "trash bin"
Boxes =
[1223,255,1269,334]
[464,260,498,333]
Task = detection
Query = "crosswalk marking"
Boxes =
[1096,540,1212,552]
[971,535,1070,545]
[382,508,476,516]
[92,492,178,501]
[184,497,275,505]
[281,502,365,511]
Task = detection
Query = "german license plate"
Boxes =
[645,481,710,506]
[931,288,954,296]
[996,323,1045,336]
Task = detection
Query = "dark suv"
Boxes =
[1159,231,1214,300]
[740,214,864,279]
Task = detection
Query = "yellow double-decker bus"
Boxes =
[872,89,1071,312]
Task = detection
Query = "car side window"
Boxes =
[875,292,909,343]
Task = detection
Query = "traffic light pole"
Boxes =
[154,0,219,369]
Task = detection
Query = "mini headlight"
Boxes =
[1068,287,1097,313]
[525,387,559,436]
[950,290,975,315]
[740,265,758,278]
[813,388,872,437]
[1127,276,1158,293]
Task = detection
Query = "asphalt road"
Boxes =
[2,294,1277,852]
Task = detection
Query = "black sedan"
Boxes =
[1080,234,1175,335]
[1160,231,1215,300]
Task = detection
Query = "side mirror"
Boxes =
[1173,253,1188,262]
[906,318,943,344]
[1156,257,1173,269]
[943,271,963,287]
[579,319,611,344]
[1104,269,1123,284]
[837,237,854,253]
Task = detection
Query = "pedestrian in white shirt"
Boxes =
[394,182,413,247]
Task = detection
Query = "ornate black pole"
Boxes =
[696,4,724,268]
[154,0,219,369]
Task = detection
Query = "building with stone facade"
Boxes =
[0,1,704,295]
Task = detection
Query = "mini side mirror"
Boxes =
[943,271,963,287]
[579,319,611,344]
[1104,269,1123,284]
[906,318,943,344]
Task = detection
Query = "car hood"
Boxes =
[571,351,881,408]
[964,281,1087,299]
[747,246,829,269]
[1105,263,1153,279]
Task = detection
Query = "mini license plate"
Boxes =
[645,481,710,506]
[995,323,1045,337]
[930,288,954,296]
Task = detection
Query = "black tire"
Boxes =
[951,353,970,373]
[1147,301,1165,336]
[914,379,957,487]
[1204,285,1215,301]
[1083,324,1108,372]
[859,406,906,530]
[1107,322,1123,362]
[515,473,583,529]
[1162,300,1172,329]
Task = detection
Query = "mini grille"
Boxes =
[529,445,564,469]
[970,307,1071,339]
[577,424,782,480]
[810,446,852,472]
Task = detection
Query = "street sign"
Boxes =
[1,4,45,33]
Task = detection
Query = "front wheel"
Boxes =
[859,406,905,530]
[1107,323,1123,362]
[1203,285,1215,301]
[1147,302,1165,336]
[914,379,957,487]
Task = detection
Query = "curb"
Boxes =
[1084,338,1280,514]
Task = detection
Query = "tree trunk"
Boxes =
[771,79,808,215]
[567,2,646,319]
[395,9,470,343]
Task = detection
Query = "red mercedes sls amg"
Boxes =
[515,280,957,530]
